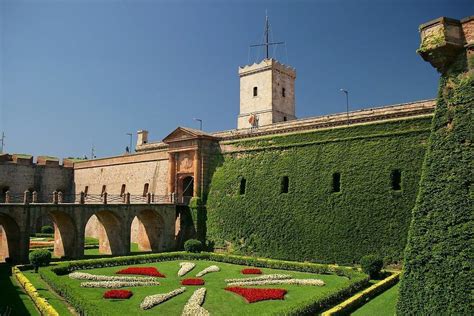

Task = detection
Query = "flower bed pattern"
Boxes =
[181,278,205,285]
[227,278,325,287]
[116,267,165,278]
[182,287,209,316]
[103,290,133,299]
[225,286,287,303]
[241,268,262,274]
[178,262,196,277]
[69,272,156,282]
[140,287,186,310]
[81,280,160,288]
[225,274,291,283]
[196,265,220,277]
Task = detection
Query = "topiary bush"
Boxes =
[184,239,203,253]
[29,249,52,273]
[41,225,54,234]
[360,255,383,279]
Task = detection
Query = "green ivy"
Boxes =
[206,117,432,264]
[397,54,473,314]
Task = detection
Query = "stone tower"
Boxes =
[237,59,296,129]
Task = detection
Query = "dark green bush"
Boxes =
[184,239,203,253]
[29,249,52,272]
[360,255,383,278]
[41,225,54,234]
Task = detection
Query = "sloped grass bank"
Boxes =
[38,252,369,315]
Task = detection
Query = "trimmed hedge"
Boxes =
[39,252,369,315]
[397,54,473,313]
[206,117,432,264]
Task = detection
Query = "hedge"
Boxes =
[397,54,473,313]
[39,252,369,315]
[206,117,432,264]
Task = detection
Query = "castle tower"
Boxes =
[238,59,296,129]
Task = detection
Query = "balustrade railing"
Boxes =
[0,191,173,205]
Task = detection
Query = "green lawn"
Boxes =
[46,260,356,315]
[351,283,399,316]
[0,264,39,316]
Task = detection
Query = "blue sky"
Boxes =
[0,0,471,159]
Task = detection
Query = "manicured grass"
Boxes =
[0,264,39,316]
[84,243,140,256]
[23,270,73,315]
[351,284,399,316]
[50,260,355,315]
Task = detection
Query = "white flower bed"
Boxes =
[69,272,156,282]
[80,280,161,288]
[178,262,196,277]
[182,288,209,316]
[196,265,220,277]
[227,278,325,287]
[224,274,291,283]
[140,287,186,310]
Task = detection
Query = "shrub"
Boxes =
[360,255,383,279]
[184,239,202,253]
[41,225,54,234]
[29,249,52,273]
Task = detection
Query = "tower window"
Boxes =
[253,86,258,97]
[280,176,289,194]
[391,170,402,191]
[283,116,287,121]
[282,87,286,97]
[120,184,126,197]
[101,185,106,196]
[143,183,149,197]
[239,178,246,195]
[84,186,89,197]
[332,173,341,193]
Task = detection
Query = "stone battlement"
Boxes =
[239,58,296,79]
[0,154,76,168]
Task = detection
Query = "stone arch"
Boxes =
[86,210,124,255]
[0,213,21,263]
[48,211,77,258]
[131,210,164,252]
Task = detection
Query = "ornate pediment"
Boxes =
[163,127,216,144]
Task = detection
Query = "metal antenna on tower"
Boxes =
[250,12,285,59]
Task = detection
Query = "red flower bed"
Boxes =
[103,290,133,299]
[225,287,287,303]
[241,268,262,274]
[116,267,165,277]
[181,278,205,285]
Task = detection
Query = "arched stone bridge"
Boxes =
[0,203,176,263]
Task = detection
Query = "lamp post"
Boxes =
[193,118,203,131]
[340,89,349,125]
[126,133,133,153]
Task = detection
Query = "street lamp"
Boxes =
[126,133,133,153]
[193,118,203,131]
[340,89,349,125]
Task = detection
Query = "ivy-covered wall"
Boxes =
[397,54,473,314]
[206,117,433,264]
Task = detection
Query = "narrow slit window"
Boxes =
[332,173,341,193]
[143,183,149,197]
[283,116,287,121]
[253,86,258,97]
[239,178,246,195]
[280,176,289,194]
[101,185,106,197]
[391,170,402,191]
[282,87,286,97]
[84,186,89,197]
[120,184,126,197]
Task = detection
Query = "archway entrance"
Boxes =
[85,211,124,255]
[0,214,20,263]
[48,211,77,259]
[130,210,164,252]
